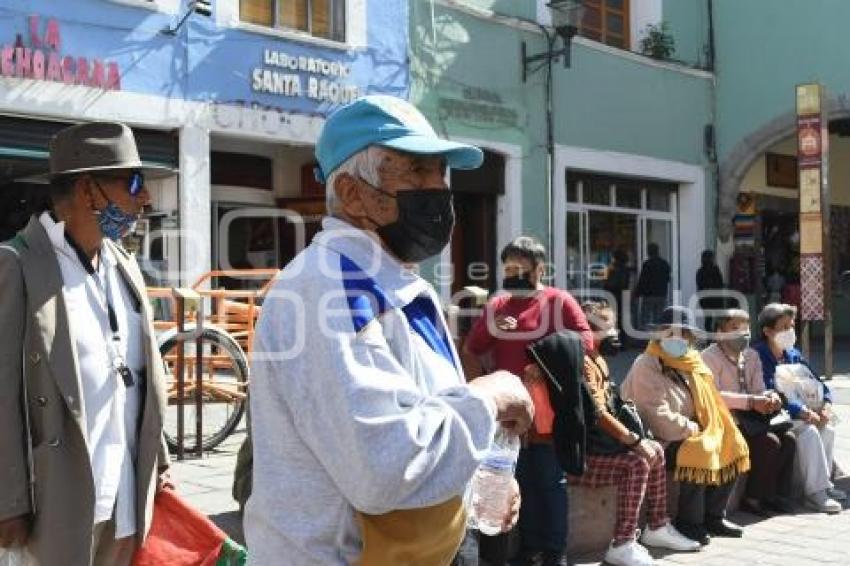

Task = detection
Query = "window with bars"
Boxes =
[579,0,629,50]
[240,0,346,42]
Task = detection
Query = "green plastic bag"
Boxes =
[216,538,247,566]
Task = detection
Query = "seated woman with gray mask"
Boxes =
[701,309,796,517]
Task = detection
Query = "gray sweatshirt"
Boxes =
[244,218,496,565]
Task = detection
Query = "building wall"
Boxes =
[554,42,712,163]
[0,0,408,113]
[709,1,850,334]
[662,0,710,69]
[192,0,408,113]
[0,0,410,286]
[713,0,850,163]
[409,0,543,292]
[410,0,713,302]
[457,0,537,21]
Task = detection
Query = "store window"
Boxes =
[580,0,630,49]
[565,171,678,297]
[240,0,346,42]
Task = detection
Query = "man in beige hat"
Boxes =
[0,122,173,565]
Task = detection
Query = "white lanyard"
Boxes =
[64,240,134,388]
[92,262,133,386]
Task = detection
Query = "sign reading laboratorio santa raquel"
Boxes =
[251,49,359,104]
[0,15,121,90]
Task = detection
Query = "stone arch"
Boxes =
[717,95,850,242]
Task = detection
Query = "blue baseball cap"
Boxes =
[314,95,484,183]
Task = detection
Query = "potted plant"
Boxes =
[640,22,676,60]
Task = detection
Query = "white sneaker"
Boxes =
[827,487,847,501]
[604,540,655,566]
[806,489,843,514]
[640,522,701,552]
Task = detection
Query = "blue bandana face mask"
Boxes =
[96,201,139,241]
[93,179,140,241]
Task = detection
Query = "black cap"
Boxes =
[653,305,701,334]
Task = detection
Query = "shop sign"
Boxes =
[251,49,359,104]
[797,119,820,164]
[0,15,121,90]
[209,99,318,141]
[799,169,821,213]
[795,83,829,321]
[436,86,521,128]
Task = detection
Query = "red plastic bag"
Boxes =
[133,489,227,566]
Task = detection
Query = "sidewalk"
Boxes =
[573,387,850,565]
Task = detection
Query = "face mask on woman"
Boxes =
[660,336,690,358]
[772,328,796,351]
[722,332,751,353]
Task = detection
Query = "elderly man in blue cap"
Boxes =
[244,95,534,565]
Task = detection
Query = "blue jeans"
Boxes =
[514,443,568,556]
[452,530,479,565]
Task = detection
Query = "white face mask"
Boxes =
[772,328,796,351]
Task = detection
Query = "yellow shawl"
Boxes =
[646,342,750,485]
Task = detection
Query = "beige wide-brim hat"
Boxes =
[45,121,175,180]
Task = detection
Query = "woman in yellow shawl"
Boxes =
[621,306,750,547]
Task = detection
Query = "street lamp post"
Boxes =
[520,1,584,280]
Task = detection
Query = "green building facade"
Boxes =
[411,0,850,336]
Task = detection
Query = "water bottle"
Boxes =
[467,427,520,536]
[823,404,841,425]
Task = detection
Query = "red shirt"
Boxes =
[465,287,593,435]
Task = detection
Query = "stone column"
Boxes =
[178,125,211,288]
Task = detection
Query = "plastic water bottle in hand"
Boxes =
[0,548,34,566]
[467,427,520,536]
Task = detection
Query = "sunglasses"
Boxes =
[93,171,145,196]
[127,170,145,196]
[90,170,146,201]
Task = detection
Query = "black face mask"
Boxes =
[502,274,535,292]
[365,183,455,263]
[599,336,621,356]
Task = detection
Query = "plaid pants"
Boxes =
[570,452,668,544]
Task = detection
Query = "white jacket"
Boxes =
[244,217,496,565]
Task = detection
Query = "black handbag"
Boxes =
[733,408,793,437]
[730,355,794,438]
[732,409,770,438]
[586,362,649,456]
[767,410,793,434]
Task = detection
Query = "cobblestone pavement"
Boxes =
[175,374,850,564]
[171,425,246,544]
[576,376,850,566]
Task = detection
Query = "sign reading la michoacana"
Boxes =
[1,15,121,90]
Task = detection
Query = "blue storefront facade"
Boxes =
[0,0,409,285]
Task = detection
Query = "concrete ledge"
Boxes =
[567,473,747,555]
